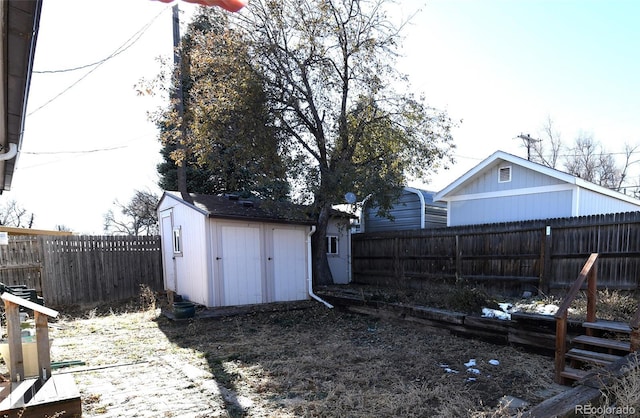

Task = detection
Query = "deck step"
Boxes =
[560,366,591,382]
[582,320,631,334]
[565,348,623,366]
[572,335,632,352]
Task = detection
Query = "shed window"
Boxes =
[498,166,512,183]
[327,236,338,255]
[172,226,182,254]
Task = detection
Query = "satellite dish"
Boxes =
[345,192,357,204]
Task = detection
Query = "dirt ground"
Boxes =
[0,295,562,418]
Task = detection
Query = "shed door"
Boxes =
[272,228,307,302]
[220,224,263,306]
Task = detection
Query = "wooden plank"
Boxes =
[582,320,631,334]
[554,253,598,320]
[1,293,58,318]
[508,328,556,351]
[525,384,601,418]
[566,348,622,366]
[0,374,81,417]
[464,316,511,333]
[555,315,567,384]
[34,312,51,381]
[572,335,632,352]
[560,366,592,382]
[4,301,24,382]
[0,379,39,411]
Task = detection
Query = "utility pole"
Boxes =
[517,133,541,161]
[172,5,191,203]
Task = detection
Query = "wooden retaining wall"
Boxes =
[352,211,640,294]
[318,292,583,354]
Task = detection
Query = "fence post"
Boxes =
[393,237,400,284]
[455,234,461,281]
[541,225,552,293]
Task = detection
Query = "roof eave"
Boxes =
[1,0,42,193]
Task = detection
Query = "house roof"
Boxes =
[1,0,42,193]
[434,150,640,206]
[161,191,322,225]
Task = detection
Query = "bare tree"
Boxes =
[528,118,639,192]
[529,116,562,168]
[0,200,34,228]
[104,190,160,236]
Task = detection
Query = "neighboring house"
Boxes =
[157,192,351,308]
[434,150,640,227]
[359,187,447,233]
[1,0,42,192]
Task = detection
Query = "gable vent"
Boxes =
[498,166,512,183]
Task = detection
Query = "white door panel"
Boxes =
[220,224,262,306]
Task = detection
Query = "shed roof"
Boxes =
[161,191,324,225]
[434,150,640,206]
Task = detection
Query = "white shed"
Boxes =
[157,192,349,307]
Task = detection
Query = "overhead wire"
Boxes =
[27,5,171,117]
[18,133,156,169]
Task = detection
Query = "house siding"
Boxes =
[454,163,564,196]
[436,151,640,227]
[449,189,574,226]
[327,218,351,284]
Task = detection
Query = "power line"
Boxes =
[22,145,128,155]
[27,6,170,116]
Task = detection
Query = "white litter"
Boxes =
[464,359,477,368]
[498,303,513,312]
[444,368,459,374]
[467,368,481,375]
[481,307,511,320]
[489,359,500,366]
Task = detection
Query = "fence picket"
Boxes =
[1,235,162,307]
[353,211,640,294]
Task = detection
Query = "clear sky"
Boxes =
[6,0,640,233]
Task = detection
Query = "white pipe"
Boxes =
[307,225,333,308]
[404,187,426,229]
[0,143,18,161]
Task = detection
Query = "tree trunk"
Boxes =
[311,203,335,286]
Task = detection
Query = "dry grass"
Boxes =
[39,295,554,417]
[596,353,640,417]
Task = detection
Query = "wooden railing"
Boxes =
[554,253,599,383]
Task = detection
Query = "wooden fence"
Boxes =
[0,235,163,307]
[352,211,640,294]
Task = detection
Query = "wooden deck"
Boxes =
[0,374,81,417]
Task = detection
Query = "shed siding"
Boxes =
[454,163,565,196]
[578,188,640,215]
[449,189,573,226]
[158,197,210,306]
